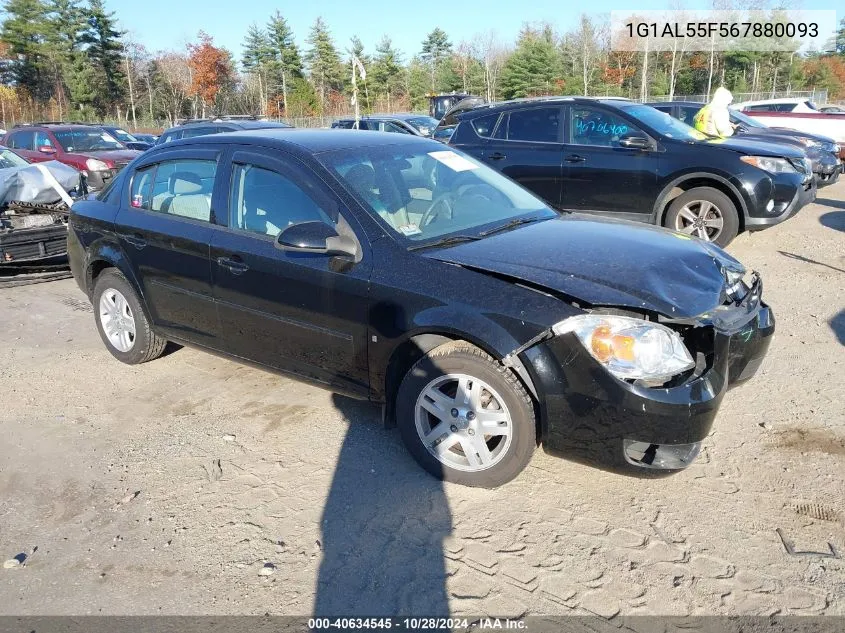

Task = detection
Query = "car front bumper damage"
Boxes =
[516,277,774,472]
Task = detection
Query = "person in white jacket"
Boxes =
[693,87,735,138]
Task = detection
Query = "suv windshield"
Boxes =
[321,146,555,244]
[0,149,29,168]
[620,104,708,141]
[729,108,766,128]
[54,129,123,152]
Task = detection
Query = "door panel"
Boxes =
[210,149,371,393]
[116,152,221,344]
[480,106,564,208]
[561,104,660,216]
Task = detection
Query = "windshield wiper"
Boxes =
[478,215,546,237]
[408,235,481,251]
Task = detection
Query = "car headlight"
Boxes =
[553,314,695,382]
[85,158,109,171]
[739,155,797,174]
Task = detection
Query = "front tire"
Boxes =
[395,341,536,488]
[92,269,166,365]
[665,187,739,247]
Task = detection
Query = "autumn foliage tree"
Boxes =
[187,32,233,117]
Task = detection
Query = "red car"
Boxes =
[3,123,141,191]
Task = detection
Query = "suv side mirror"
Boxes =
[275,221,357,258]
[37,145,56,154]
[618,135,652,150]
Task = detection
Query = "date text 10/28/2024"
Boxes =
[308,618,527,630]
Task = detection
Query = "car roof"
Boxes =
[455,96,634,118]
[151,128,440,155]
[645,101,704,107]
[163,120,291,134]
[734,98,806,106]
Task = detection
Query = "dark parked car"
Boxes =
[443,97,815,247]
[155,119,292,145]
[429,93,473,120]
[68,130,774,487]
[98,125,153,152]
[132,133,159,145]
[332,113,440,136]
[3,123,141,191]
[648,101,841,188]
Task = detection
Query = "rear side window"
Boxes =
[678,106,700,125]
[505,107,561,143]
[8,130,35,150]
[180,126,217,139]
[160,131,182,144]
[146,159,217,222]
[471,113,500,138]
[229,163,333,237]
[130,165,155,209]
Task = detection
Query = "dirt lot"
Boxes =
[1,182,843,619]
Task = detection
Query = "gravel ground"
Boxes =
[0,181,843,619]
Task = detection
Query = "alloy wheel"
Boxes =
[414,373,513,472]
[675,200,724,241]
[99,288,136,353]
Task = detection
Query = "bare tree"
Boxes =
[571,14,605,96]
[155,52,192,126]
[454,40,478,93]
[478,30,507,102]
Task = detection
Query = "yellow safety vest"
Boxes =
[693,104,714,135]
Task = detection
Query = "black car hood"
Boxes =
[697,136,805,159]
[424,215,744,319]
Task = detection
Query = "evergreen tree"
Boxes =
[304,17,344,112]
[80,0,125,114]
[266,11,302,115]
[46,0,86,113]
[500,25,563,98]
[1,0,51,100]
[241,23,273,72]
[370,35,403,110]
[420,27,452,92]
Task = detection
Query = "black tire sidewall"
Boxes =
[666,187,739,248]
[396,346,536,488]
[92,270,155,365]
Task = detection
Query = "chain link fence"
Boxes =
[646,89,828,104]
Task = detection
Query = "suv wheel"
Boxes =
[665,187,739,247]
[395,341,536,488]
[93,269,167,364]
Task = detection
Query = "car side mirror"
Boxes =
[275,221,357,257]
[618,135,652,150]
[37,145,56,154]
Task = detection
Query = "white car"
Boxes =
[735,98,845,145]
[733,98,821,113]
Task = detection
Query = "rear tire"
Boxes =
[92,269,166,365]
[665,187,739,247]
[395,341,536,488]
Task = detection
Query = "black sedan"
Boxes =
[99,125,153,151]
[67,130,774,487]
[648,101,841,188]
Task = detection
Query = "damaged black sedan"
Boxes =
[68,130,774,487]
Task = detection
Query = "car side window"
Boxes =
[505,107,561,143]
[472,113,500,138]
[34,132,54,148]
[9,130,35,150]
[570,106,642,147]
[229,163,333,238]
[383,121,411,134]
[147,159,217,222]
[129,165,156,209]
[678,106,700,125]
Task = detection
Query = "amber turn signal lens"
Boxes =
[590,324,637,363]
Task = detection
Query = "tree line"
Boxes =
[1,0,844,129]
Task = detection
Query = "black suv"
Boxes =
[444,97,816,246]
[67,129,774,487]
[156,118,291,145]
[647,101,841,189]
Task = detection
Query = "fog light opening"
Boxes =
[623,440,702,470]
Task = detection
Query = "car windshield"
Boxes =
[108,128,138,142]
[729,108,766,128]
[0,149,29,168]
[620,104,708,141]
[54,129,123,152]
[408,116,439,132]
[320,145,555,244]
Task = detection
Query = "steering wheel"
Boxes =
[419,193,455,228]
